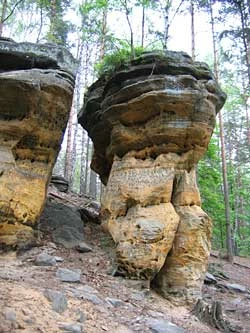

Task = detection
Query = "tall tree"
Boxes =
[209,0,234,262]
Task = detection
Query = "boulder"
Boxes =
[79,51,226,303]
[50,175,69,193]
[39,201,84,248]
[0,38,77,250]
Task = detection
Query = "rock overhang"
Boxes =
[78,50,226,184]
[0,38,77,249]
[79,49,226,304]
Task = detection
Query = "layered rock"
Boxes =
[0,38,77,249]
[79,51,226,303]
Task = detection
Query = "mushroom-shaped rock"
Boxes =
[79,51,226,304]
[0,38,77,249]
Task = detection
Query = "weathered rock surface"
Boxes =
[0,38,77,249]
[79,51,226,303]
[39,201,84,248]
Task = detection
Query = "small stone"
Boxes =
[4,308,16,322]
[131,291,147,301]
[54,256,64,262]
[75,310,86,323]
[101,326,108,331]
[76,242,93,253]
[79,292,102,305]
[225,283,247,293]
[35,252,57,266]
[147,311,164,318]
[44,289,68,313]
[58,322,82,332]
[106,297,124,307]
[115,325,134,333]
[146,318,186,333]
[24,317,34,324]
[56,268,81,282]
[204,272,217,284]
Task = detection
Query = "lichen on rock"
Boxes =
[0,38,77,250]
[79,50,226,304]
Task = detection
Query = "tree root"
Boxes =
[191,299,241,332]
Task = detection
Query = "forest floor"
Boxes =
[0,194,250,333]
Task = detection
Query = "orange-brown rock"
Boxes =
[0,38,77,249]
[79,51,226,303]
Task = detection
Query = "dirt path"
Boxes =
[0,222,249,333]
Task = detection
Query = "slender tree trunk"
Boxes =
[48,0,57,41]
[237,0,250,86]
[141,5,145,48]
[123,0,135,58]
[64,106,74,182]
[99,5,107,60]
[190,0,195,60]
[209,0,234,262]
[0,0,8,36]
[70,40,84,192]
[89,170,97,199]
[36,2,43,43]
[83,136,91,194]
[80,129,87,194]
[163,3,170,50]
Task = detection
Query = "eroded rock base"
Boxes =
[102,153,212,302]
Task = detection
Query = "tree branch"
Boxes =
[2,0,24,24]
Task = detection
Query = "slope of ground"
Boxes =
[0,192,249,333]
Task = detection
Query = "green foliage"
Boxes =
[94,44,145,77]
[198,133,226,250]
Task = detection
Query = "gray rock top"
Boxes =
[0,37,77,76]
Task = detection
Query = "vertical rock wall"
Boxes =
[0,38,77,249]
[79,51,226,304]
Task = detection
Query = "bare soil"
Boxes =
[0,218,249,332]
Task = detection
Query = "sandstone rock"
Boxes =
[204,272,217,284]
[146,318,186,333]
[75,241,92,253]
[50,175,69,192]
[4,308,16,322]
[225,283,247,293]
[106,297,124,307]
[44,289,68,313]
[0,38,77,249]
[39,201,84,248]
[58,322,82,333]
[79,51,226,302]
[153,206,212,305]
[56,268,81,282]
[34,252,57,266]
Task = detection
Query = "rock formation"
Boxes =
[0,38,77,249]
[79,51,226,304]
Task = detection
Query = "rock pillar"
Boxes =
[0,38,77,249]
[79,51,226,303]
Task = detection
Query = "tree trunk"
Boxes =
[190,0,195,60]
[80,129,87,194]
[99,5,107,60]
[81,135,90,194]
[237,0,250,87]
[124,0,135,58]
[163,3,170,50]
[64,105,74,182]
[0,0,8,36]
[141,4,145,48]
[89,170,97,199]
[209,0,234,262]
